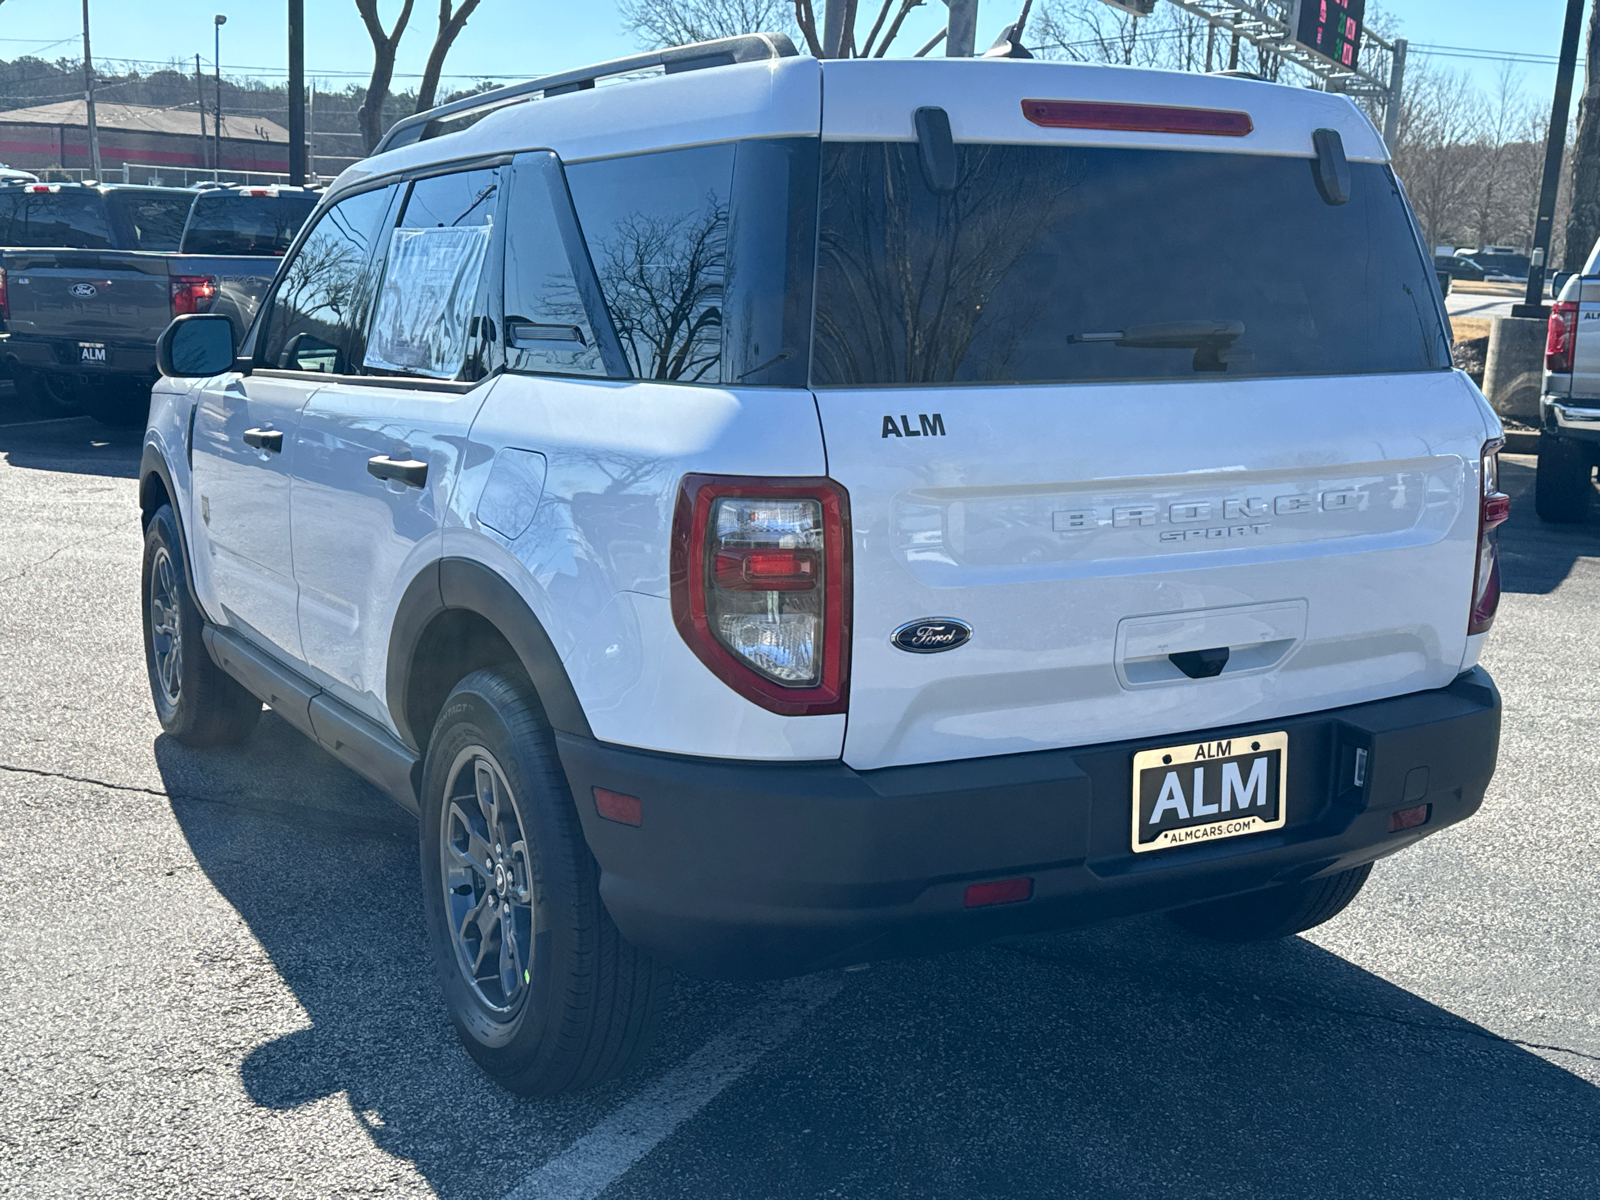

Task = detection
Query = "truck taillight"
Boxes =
[170,274,218,317]
[670,475,851,715]
[0,267,9,322]
[1546,300,1579,372]
[1469,437,1509,635]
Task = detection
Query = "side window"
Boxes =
[363,167,498,380]
[502,156,604,377]
[259,186,394,374]
[565,144,734,383]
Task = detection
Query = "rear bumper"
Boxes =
[0,332,157,380]
[1541,393,1600,448]
[560,668,1501,980]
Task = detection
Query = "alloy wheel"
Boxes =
[440,746,536,1015]
[148,546,183,707]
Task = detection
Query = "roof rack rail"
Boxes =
[373,32,799,156]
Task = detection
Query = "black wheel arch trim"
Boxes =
[386,556,594,751]
[139,441,214,625]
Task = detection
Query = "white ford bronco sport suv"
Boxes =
[139,36,1506,1097]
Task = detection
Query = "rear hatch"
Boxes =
[814,62,1491,770]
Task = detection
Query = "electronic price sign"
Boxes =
[1290,0,1365,69]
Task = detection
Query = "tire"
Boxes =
[1166,863,1373,943]
[1534,432,1595,523]
[419,668,671,1097]
[11,368,81,418]
[141,504,262,747]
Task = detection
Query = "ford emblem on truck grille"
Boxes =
[69,282,97,298]
[891,618,972,653]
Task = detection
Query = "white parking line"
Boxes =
[0,416,87,430]
[501,974,843,1200]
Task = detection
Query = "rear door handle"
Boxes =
[242,427,283,453]
[367,455,428,488]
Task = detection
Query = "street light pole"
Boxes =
[81,0,103,181]
[1516,0,1586,318]
[213,14,226,182]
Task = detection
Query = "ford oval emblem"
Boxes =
[69,282,97,298]
[891,617,972,654]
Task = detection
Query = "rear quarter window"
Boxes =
[811,144,1452,387]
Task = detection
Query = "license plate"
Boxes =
[1131,732,1287,853]
[79,342,106,364]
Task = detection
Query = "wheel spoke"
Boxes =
[446,804,495,880]
[474,758,500,830]
[499,910,522,999]
[508,839,532,903]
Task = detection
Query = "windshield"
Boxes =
[811,144,1451,387]
[181,194,318,256]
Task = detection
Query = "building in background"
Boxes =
[0,100,290,182]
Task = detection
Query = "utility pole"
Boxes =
[1515,0,1585,318]
[81,0,103,181]
[945,0,978,57]
[287,0,305,185]
[1381,38,1407,152]
[195,53,207,159]
[213,14,227,182]
[822,0,846,57]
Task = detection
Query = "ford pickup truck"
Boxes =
[0,182,315,423]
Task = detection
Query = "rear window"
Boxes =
[0,190,113,249]
[181,193,318,256]
[811,144,1452,387]
[107,190,192,251]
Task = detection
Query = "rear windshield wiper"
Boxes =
[1069,320,1248,372]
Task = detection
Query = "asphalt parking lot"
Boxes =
[1,410,1597,1200]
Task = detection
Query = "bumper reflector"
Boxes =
[594,787,643,827]
[964,877,1033,908]
[1389,804,1430,832]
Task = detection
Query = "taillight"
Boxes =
[670,475,851,715]
[1469,437,1509,635]
[0,266,9,322]
[1546,300,1579,372]
[170,274,218,317]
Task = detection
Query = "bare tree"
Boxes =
[355,0,416,153]
[416,0,487,113]
[1564,0,1600,270]
[1388,62,1485,252]
[620,0,797,48]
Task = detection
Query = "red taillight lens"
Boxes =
[1469,438,1509,635]
[1546,300,1579,372]
[671,475,851,716]
[1022,99,1253,137]
[0,266,9,322]
[170,274,218,317]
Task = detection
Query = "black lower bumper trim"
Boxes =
[558,669,1501,980]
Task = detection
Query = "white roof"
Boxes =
[331,55,1385,195]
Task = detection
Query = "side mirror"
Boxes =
[1550,271,1573,299]
[158,313,237,378]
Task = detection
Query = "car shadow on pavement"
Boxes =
[1497,456,1600,595]
[156,719,1600,1200]
[0,415,140,479]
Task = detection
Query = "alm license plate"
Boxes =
[79,342,106,364]
[1131,731,1287,853]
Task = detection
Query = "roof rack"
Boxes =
[373,33,799,156]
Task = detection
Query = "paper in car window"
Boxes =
[364,225,492,378]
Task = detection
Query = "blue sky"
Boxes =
[0,0,1581,103]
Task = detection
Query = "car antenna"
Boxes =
[983,0,1035,58]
